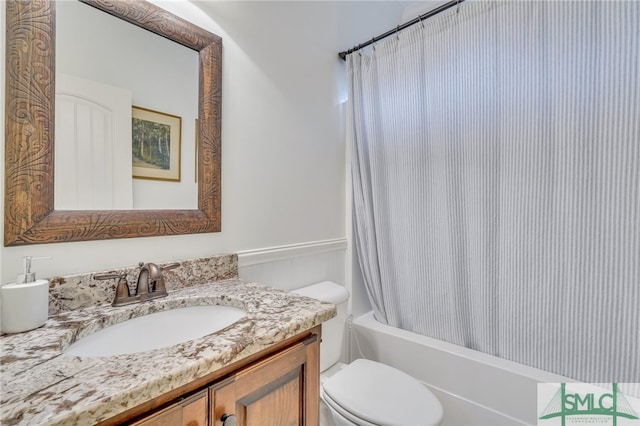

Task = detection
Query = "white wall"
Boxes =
[1,1,406,284]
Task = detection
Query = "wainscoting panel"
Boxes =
[237,239,347,291]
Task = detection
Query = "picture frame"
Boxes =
[132,106,181,181]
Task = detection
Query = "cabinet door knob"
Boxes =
[221,414,237,426]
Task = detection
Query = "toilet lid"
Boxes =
[322,359,443,426]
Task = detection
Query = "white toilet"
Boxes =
[293,281,443,426]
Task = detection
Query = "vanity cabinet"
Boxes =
[210,333,319,426]
[122,326,320,426]
[132,391,208,426]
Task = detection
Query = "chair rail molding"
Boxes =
[237,239,347,267]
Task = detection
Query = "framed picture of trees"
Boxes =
[132,106,182,181]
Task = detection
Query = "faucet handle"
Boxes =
[94,272,123,281]
[94,272,133,306]
[160,262,180,271]
[113,275,132,301]
[137,261,179,272]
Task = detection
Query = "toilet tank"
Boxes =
[292,281,349,372]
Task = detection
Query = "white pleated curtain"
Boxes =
[348,0,639,382]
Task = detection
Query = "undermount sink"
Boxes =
[65,305,246,357]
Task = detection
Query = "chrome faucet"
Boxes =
[94,261,180,307]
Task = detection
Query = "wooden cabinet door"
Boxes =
[210,334,319,426]
[131,390,208,426]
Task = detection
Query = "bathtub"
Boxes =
[351,311,573,426]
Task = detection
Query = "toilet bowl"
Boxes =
[292,282,443,426]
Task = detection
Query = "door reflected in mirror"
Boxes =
[55,0,198,210]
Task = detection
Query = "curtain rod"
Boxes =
[338,0,465,61]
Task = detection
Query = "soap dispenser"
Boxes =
[1,256,51,333]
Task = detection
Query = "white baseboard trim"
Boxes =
[237,238,348,267]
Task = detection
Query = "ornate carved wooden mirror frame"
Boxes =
[4,0,222,246]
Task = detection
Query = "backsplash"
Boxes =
[47,254,238,315]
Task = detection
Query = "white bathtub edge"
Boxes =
[351,311,575,425]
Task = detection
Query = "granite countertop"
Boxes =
[0,278,336,425]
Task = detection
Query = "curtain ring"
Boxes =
[456,0,460,14]
[371,37,376,51]
[396,25,400,40]
[418,15,425,28]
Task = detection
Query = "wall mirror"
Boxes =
[4,0,222,246]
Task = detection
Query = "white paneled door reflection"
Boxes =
[55,73,133,210]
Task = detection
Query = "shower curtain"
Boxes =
[348,0,639,382]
